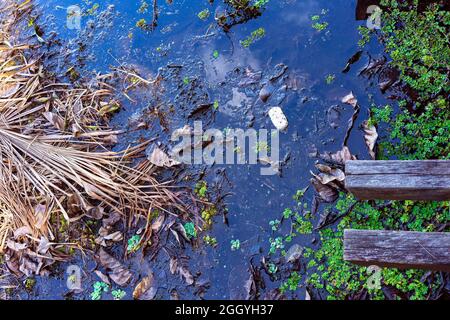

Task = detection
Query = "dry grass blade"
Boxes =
[0,0,186,265]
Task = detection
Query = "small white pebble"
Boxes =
[268,106,288,131]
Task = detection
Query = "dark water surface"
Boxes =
[23,0,389,299]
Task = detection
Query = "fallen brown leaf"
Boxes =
[133,273,157,300]
[362,120,378,160]
[311,178,338,203]
[98,249,132,286]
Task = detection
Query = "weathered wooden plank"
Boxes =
[345,174,450,200]
[344,229,450,272]
[346,160,450,175]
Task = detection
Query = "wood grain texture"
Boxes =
[344,229,450,272]
[346,160,450,175]
[345,160,450,200]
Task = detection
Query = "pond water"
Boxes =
[22,0,391,300]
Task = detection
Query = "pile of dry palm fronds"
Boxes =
[0,0,184,276]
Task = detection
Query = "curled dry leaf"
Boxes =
[133,273,157,300]
[341,91,358,108]
[85,205,105,220]
[37,237,51,254]
[151,215,165,233]
[0,82,19,98]
[98,249,132,286]
[341,92,360,146]
[5,252,21,276]
[34,204,47,229]
[67,193,87,217]
[103,134,118,145]
[285,244,303,263]
[82,183,105,202]
[178,266,194,285]
[13,226,32,239]
[71,123,82,138]
[320,146,356,165]
[43,111,65,131]
[103,211,121,228]
[96,230,123,246]
[6,240,27,251]
[148,147,180,168]
[311,178,338,203]
[335,146,356,163]
[94,270,111,285]
[19,256,40,277]
[170,228,182,245]
[244,264,263,300]
[103,231,123,242]
[305,288,311,300]
[169,257,178,275]
[362,120,378,160]
[342,50,363,73]
[312,164,345,185]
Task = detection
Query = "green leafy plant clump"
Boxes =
[112,289,126,300]
[230,239,241,251]
[240,27,266,48]
[363,0,450,160]
[197,9,210,21]
[183,222,197,239]
[91,281,109,300]
[379,0,450,97]
[372,99,450,160]
[127,235,141,253]
[311,10,329,32]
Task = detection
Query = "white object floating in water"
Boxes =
[268,107,288,131]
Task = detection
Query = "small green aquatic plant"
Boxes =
[293,213,313,235]
[253,0,269,9]
[311,11,328,31]
[268,263,277,274]
[292,187,307,202]
[201,207,218,228]
[282,208,293,219]
[312,21,328,31]
[136,18,148,30]
[195,181,208,198]
[27,18,35,28]
[24,278,36,291]
[269,219,281,231]
[111,289,126,300]
[240,27,266,48]
[280,272,301,293]
[269,237,284,254]
[127,235,141,253]
[183,222,197,239]
[357,26,371,47]
[212,50,219,59]
[203,235,218,247]
[91,281,109,300]
[230,239,240,251]
[325,74,335,84]
[213,100,219,110]
[197,9,210,20]
[138,1,149,13]
[86,3,99,16]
